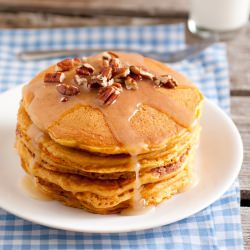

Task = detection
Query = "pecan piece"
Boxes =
[89,74,108,88]
[74,75,89,90]
[130,65,154,80]
[107,51,119,58]
[81,63,94,73]
[154,75,178,89]
[76,63,95,76]
[55,59,73,72]
[110,58,121,69]
[97,83,122,105]
[101,67,113,80]
[102,51,119,67]
[76,67,91,76]
[102,52,112,61]
[113,67,130,79]
[44,72,65,83]
[56,84,80,96]
[112,82,123,92]
[125,76,138,90]
[102,51,119,60]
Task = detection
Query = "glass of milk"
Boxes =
[188,0,250,38]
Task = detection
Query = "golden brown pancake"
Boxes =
[22,52,202,154]
[16,52,203,214]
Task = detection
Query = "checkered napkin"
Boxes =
[0,24,243,249]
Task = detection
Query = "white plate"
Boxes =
[0,84,243,233]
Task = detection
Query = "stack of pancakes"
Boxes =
[16,52,203,214]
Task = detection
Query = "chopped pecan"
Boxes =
[130,65,154,80]
[89,74,108,88]
[97,83,122,105]
[60,96,69,102]
[55,59,73,72]
[56,84,80,96]
[102,51,119,60]
[102,52,112,61]
[151,162,181,177]
[107,51,119,58]
[74,75,89,89]
[125,76,138,90]
[82,63,94,73]
[110,58,121,69]
[101,67,113,80]
[113,67,130,78]
[76,67,91,76]
[154,75,178,89]
[102,51,119,67]
[44,72,65,83]
[76,63,95,76]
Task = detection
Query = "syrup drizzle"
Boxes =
[22,123,51,200]
[26,123,44,149]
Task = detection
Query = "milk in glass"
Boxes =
[189,0,250,33]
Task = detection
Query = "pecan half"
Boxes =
[113,67,130,79]
[55,59,73,72]
[56,84,80,96]
[101,67,113,80]
[154,75,178,89]
[125,76,138,90]
[44,72,65,83]
[97,83,122,105]
[76,63,95,76]
[130,65,154,80]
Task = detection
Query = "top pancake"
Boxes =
[22,52,203,154]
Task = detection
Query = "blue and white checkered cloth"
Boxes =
[0,24,243,249]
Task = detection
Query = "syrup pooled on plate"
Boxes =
[20,175,52,201]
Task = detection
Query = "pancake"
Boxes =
[17,104,200,178]
[16,138,190,214]
[22,52,202,154]
[16,51,203,214]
